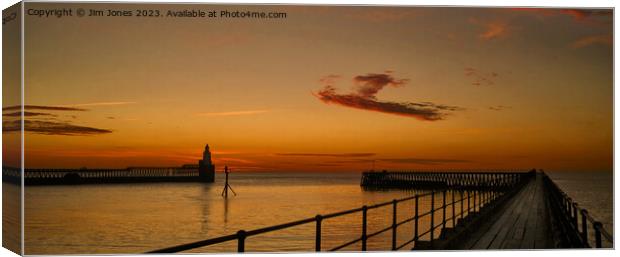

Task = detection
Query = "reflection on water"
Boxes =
[2,182,21,254]
[23,171,613,254]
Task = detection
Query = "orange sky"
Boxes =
[3,3,613,172]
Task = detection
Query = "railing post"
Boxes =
[460,190,464,219]
[572,203,578,229]
[237,230,246,252]
[442,190,447,231]
[473,190,477,212]
[593,222,602,248]
[430,191,435,242]
[478,189,482,208]
[392,199,397,250]
[315,215,322,251]
[485,189,489,204]
[361,205,368,251]
[580,210,588,246]
[467,190,470,214]
[414,195,419,242]
[452,190,456,227]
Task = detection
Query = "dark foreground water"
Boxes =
[3,171,613,254]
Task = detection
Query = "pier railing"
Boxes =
[2,166,209,185]
[542,173,613,248]
[361,170,529,190]
[148,172,533,253]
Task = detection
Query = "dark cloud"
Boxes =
[508,8,612,23]
[3,120,112,136]
[2,111,56,117]
[324,159,376,164]
[570,34,612,49]
[465,67,498,86]
[318,74,341,85]
[352,73,409,98]
[321,157,471,166]
[311,163,343,167]
[276,153,376,157]
[2,105,87,112]
[378,158,470,165]
[315,72,463,121]
[559,9,612,21]
[488,105,511,111]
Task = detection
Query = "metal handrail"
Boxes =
[148,172,532,253]
[542,173,613,248]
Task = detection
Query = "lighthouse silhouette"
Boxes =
[198,144,215,182]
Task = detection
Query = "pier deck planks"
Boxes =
[457,173,553,249]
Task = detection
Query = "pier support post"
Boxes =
[237,230,246,252]
[414,195,419,242]
[580,210,588,246]
[315,215,322,251]
[572,203,579,229]
[594,222,603,248]
[392,199,397,250]
[567,198,573,216]
[452,190,456,227]
[473,190,476,212]
[430,191,435,242]
[361,205,368,251]
[460,190,464,219]
[467,190,470,214]
[442,190,446,231]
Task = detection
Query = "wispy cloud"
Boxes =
[3,120,112,136]
[2,105,114,136]
[26,148,198,164]
[465,67,499,86]
[314,72,463,121]
[196,110,269,117]
[2,111,56,117]
[469,18,511,41]
[488,105,511,111]
[508,8,612,24]
[2,105,87,111]
[345,8,417,22]
[378,158,470,165]
[479,21,508,40]
[321,157,471,166]
[61,101,136,107]
[570,34,612,49]
[275,153,377,157]
[318,74,341,85]
[558,9,612,22]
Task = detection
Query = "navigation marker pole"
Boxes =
[221,166,237,197]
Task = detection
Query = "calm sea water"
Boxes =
[545,171,614,238]
[4,171,613,254]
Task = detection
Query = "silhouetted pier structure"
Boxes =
[2,144,216,185]
[2,166,212,185]
[148,170,612,253]
[360,170,525,190]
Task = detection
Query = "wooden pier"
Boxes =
[147,169,612,253]
[361,170,527,190]
[416,171,554,249]
[2,166,214,185]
